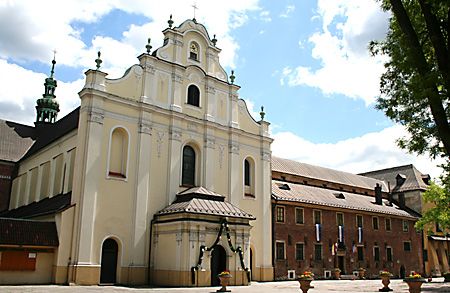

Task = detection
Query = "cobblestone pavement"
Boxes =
[1,278,449,293]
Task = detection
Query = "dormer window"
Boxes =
[189,42,199,61]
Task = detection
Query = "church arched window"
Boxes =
[189,42,199,61]
[182,145,196,186]
[187,85,200,107]
[108,127,129,178]
[244,157,255,197]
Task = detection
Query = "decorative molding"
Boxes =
[87,109,104,125]
[170,127,182,141]
[261,150,271,162]
[176,232,182,242]
[218,145,225,169]
[206,86,216,94]
[229,141,240,154]
[205,136,215,149]
[189,231,197,241]
[156,132,165,158]
[171,73,183,83]
[187,122,198,132]
[138,121,152,135]
[229,93,238,101]
[174,39,183,47]
[143,63,155,74]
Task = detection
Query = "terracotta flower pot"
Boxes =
[217,275,232,292]
[404,279,425,293]
[299,279,313,293]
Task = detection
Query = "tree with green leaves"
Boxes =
[370,0,449,159]
[371,0,449,232]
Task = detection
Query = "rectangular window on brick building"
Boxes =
[313,210,322,225]
[276,206,285,223]
[296,208,304,224]
[276,242,285,260]
[374,246,380,262]
[336,212,344,226]
[372,216,379,230]
[385,218,391,231]
[356,215,363,227]
[357,246,364,261]
[386,246,393,262]
[314,244,322,261]
[403,241,411,252]
[402,220,409,232]
[296,243,304,260]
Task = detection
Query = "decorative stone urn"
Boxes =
[299,279,313,293]
[217,272,232,292]
[333,268,341,280]
[379,271,393,292]
[404,278,426,293]
[358,268,366,279]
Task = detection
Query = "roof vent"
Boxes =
[278,183,291,190]
[334,193,345,199]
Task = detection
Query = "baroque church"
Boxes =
[0,17,438,286]
[0,18,273,286]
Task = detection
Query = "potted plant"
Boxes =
[379,270,393,292]
[298,271,314,293]
[217,270,232,292]
[404,271,426,293]
[443,272,450,282]
[358,267,366,279]
[333,268,341,280]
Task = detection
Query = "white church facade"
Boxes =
[0,18,273,286]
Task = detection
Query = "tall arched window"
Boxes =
[182,145,196,186]
[244,159,251,186]
[187,85,200,107]
[108,127,128,178]
[244,157,255,197]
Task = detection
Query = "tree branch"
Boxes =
[389,0,450,156]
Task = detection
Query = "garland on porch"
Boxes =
[191,219,251,284]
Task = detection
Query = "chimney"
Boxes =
[375,183,382,205]
[398,193,405,208]
[396,174,406,186]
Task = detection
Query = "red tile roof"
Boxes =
[0,218,59,247]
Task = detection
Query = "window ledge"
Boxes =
[107,172,127,181]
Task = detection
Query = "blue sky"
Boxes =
[0,0,442,177]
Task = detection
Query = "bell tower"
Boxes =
[35,56,60,124]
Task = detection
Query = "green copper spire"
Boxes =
[35,56,60,124]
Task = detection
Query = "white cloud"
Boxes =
[0,59,82,125]
[272,125,444,180]
[280,4,295,18]
[259,10,272,22]
[280,0,390,105]
[0,0,260,124]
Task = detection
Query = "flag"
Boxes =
[331,243,335,256]
[315,224,321,242]
[352,244,357,253]
[358,227,363,243]
[338,225,344,243]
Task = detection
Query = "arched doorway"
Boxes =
[211,245,227,286]
[400,265,406,279]
[100,238,118,284]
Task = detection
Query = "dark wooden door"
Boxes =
[338,256,345,274]
[100,239,118,284]
[211,245,226,286]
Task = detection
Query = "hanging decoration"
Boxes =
[315,224,321,242]
[358,227,363,243]
[191,219,250,284]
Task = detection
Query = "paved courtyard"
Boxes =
[1,278,449,293]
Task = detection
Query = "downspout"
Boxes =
[271,198,275,272]
[147,218,154,285]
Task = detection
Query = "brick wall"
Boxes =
[273,202,423,280]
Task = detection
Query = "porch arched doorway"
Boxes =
[100,238,118,284]
[211,245,227,286]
